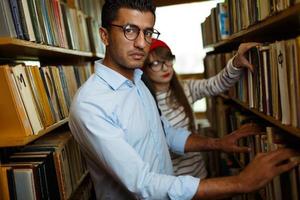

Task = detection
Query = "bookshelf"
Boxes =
[0,0,104,199]
[202,2,300,52]
[202,2,300,136]
[0,37,93,60]
[202,1,300,200]
[0,118,68,147]
[226,96,300,137]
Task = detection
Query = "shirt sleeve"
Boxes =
[69,101,199,200]
[186,56,243,102]
[161,116,191,155]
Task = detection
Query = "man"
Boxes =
[69,0,298,199]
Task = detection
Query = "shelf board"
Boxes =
[0,118,68,147]
[0,38,93,60]
[206,3,300,50]
[220,95,300,137]
[94,52,105,59]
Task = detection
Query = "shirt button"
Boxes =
[127,80,134,87]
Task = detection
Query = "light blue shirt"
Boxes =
[69,60,200,200]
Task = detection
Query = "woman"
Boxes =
[143,39,255,178]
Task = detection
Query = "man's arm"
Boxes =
[193,148,299,200]
[184,123,261,153]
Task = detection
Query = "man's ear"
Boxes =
[100,27,109,45]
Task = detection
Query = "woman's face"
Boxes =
[145,52,174,86]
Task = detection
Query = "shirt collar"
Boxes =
[94,59,144,90]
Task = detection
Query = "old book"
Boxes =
[13,167,38,200]
[27,0,44,43]
[9,0,25,39]
[0,0,17,38]
[9,151,60,199]
[26,65,55,127]
[40,66,63,121]
[29,131,75,199]
[269,43,281,120]
[276,41,291,125]
[0,65,33,137]
[11,64,44,134]
[285,39,298,127]
[49,66,69,118]
[18,0,36,41]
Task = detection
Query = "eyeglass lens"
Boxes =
[123,24,160,44]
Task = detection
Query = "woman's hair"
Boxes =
[102,0,156,29]
[144,47,195,131]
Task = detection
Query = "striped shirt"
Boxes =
[156,57,243,178]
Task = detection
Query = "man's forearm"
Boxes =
[193,175,244,200]
[184,133,222,152]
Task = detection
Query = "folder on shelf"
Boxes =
[0,65,33,137]
[25,65,55,127]
[11,64,44,134]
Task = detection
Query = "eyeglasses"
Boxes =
[148,58,175,72]
[110,24,160,44]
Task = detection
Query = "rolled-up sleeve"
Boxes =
[161,116,191,155]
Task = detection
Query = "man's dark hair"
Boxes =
[101,0,156,28]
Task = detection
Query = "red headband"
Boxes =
[150,39,172,53]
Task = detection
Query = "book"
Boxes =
[276,40,291,125]
[0,65,33,137]
[9,151,60,199]
[0,0,17,38]
[13,168,36,199]
[11,64,44,134]
[8,0,25,39]
[25,65,55,127]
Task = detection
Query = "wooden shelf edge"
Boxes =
[220,95,300,137]
[0,118,69,148]
[204,3,300,49]
[93,52,105,59]
[0,38,94,58]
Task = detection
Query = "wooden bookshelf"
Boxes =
[0,38,94,61]
[205,3,300,51]
[203,2,300,200]
[0,118,68,147]
[220,95,300,137]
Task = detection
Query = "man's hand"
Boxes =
[185,123,261,153]
[233,42,260,72]
[193,148,299,200]
[218,123,262,153]
[236,148,299,193]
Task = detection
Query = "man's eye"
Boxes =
[125,28,136,34]
[144,30,153,37]
[125,25,139,33]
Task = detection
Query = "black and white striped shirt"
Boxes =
[156,57,243,178]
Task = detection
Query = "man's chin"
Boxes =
[128,61,144,69]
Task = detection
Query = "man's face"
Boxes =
[103,8,155,73]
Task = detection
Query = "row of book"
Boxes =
[0,62,93,137]
[207,100,300,200]
[204,36,300,128]
[0,0,105,54]
[201,0,300,46]
[0,130,88,200]
[68,0,103,26]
